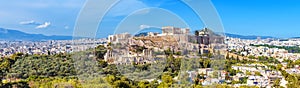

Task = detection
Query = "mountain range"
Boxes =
[0,28,72,41]
[224,33,275,40]
[0,28,279,41]
[134,27,162,37]
[135,27,276,40]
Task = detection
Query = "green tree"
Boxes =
[106,75,116,85]
[95,45,107,60]
[113,80,133,88]
[138,81,150,88]
[254,71,262,76]
[158,74,173,88]
[273,78,281,88]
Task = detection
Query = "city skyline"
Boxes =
[1,25,300,87]
[1,0,300,38]
[1,1,300,87]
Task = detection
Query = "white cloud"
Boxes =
[20,20,53,29]
[35,22,51,29]
[140,24,160,30]
[19,20,40,25]
[140,24,151,29]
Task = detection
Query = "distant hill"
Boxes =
[290,37,300,39]
[196,28,275,40]
[134,27,276,40]
[0,27,279,41]
[138,27,162,33]
[0,28,72,41]
[225,33,275,40]
[134,32,148,37]
[134,27,162,37]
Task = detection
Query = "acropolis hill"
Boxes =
[104,26,226,64]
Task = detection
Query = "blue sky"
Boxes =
[1,0,300,38]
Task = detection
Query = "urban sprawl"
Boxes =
[1,26,300,88]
